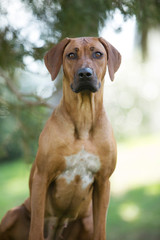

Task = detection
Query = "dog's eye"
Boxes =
[67,52,77,59]
[93,51,103,59]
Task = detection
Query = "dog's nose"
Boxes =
[77,68,93,80]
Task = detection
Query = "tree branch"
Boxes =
[0,69,52,109]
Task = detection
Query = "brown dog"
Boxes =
[0,37,121,240]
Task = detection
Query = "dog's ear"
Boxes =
[44,38,71,80]
[99,37,121,81]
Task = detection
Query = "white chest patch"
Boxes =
[58,147,101,189]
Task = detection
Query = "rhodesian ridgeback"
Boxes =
[0,37,121,240]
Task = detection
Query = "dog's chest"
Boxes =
[58,148,101,189]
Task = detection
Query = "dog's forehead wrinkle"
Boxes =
[82,38,89,44]
[66,38,104,54]
[70,37,97,46]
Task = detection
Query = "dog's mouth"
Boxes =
[71,81,100,93]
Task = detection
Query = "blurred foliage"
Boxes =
[1,0,160,64]
[0,70,49,162]
[24,0,112,38]
[114,0,160,58]
[0,27,26,70]
[0,0,160,162]
[0,104,46,162]
[22,0,160,57]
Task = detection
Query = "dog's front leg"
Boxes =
[93,179,110,240]
[29,169,48,240]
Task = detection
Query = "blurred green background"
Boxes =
[0,1,160,239]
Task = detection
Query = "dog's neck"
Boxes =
[61,77,104,139]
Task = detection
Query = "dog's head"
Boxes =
[44,37,121,93]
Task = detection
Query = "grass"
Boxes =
[0,160,30,218]
[0,135,160,239]
[107,184,160,240]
